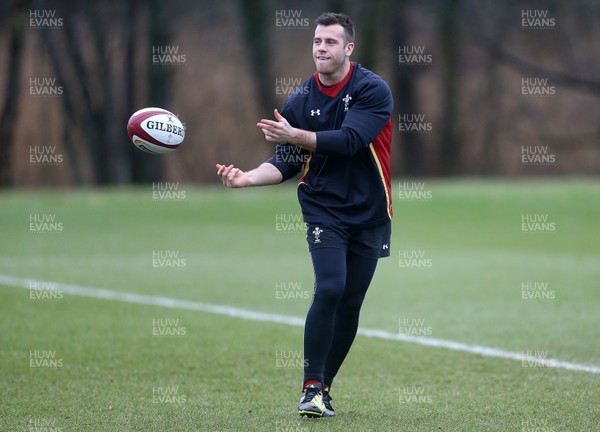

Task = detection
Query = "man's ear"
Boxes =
[345,42,355,57]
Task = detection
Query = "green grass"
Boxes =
[1,179,599,431]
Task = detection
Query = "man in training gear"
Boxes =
[216,12,393,418]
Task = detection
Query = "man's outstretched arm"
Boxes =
[216,163,283,188]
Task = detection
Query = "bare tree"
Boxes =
[478,34,600,96]
[40,0,172,185]
[43,2,116,185]
[438,0,462,175]
[0,0,29,187]
[357,0,387,70]
[129,0,171,183]
[465,0,512,175]
[393,0,426,176]
[238,0,275,117]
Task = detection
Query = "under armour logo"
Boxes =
[382,244,389,250]
[311,109,321,116]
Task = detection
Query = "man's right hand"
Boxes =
[216,164,251,188]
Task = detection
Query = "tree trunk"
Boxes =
[479,6,510,175]
[0,0,28,187]
[359,0,386,70]
[438,0,462,175]
[133,0,172,183]
[393,0,425,176]
[126,0,163,184]
[238,0,275,117]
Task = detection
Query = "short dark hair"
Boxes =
[315,12,354,43]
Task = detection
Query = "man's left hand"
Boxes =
[257,109,296,143]
[257,109,317,151]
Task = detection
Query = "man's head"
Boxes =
[313,13,355,84]
[315,12,354,43]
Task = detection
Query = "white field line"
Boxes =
[2,274,599,375]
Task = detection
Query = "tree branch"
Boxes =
[475,32,600,95]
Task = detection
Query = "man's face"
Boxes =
[313,24,353,76]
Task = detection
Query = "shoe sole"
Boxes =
[299,410,324,418]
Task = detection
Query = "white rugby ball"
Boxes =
[127,107,185,154]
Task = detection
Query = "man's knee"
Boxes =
[313,273,346,305]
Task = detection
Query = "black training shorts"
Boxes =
[305,221,391,259]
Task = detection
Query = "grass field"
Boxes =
[1,179,599,431]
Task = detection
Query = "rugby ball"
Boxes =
[127,107,185,154]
